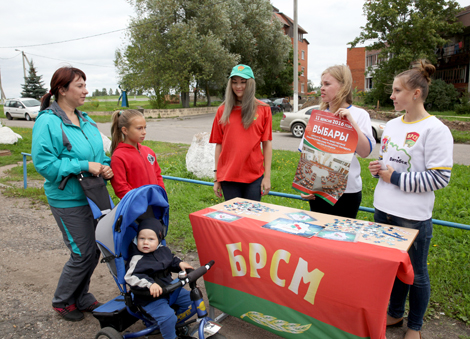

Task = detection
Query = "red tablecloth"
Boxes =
[190,207,414,339]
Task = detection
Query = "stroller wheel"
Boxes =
[95,327,122,339]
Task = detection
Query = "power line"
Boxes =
[0,53,21,60]
[23,52,114,68]
[0,0,231,49]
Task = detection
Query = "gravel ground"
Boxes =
[0,170,469,338]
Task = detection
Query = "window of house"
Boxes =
[301,83,305,93]
[298,33,303,41]
[301,50,305,60]
[301,67,305,76]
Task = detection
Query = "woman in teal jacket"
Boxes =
[32,67,114,322]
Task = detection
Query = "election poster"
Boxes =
[292,110,358,205]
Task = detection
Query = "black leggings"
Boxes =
[308,191,362,219]
[220,175,263,201]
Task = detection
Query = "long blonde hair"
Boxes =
[110,109,144,154]
[395,59,436,101]
[320,65,353,113]
[219,77,258,129]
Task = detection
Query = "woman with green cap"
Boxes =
[209,64,273,201]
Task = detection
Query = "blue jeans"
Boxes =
[142,288,192,339]
[220,175,263,201]
[374,209,433,331]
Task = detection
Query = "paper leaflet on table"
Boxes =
[285,211,317,222]
[292,110,358,205]
[262,218,324,238]
[203,211,242,222]
[315,229,358,242]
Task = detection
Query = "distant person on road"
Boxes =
[32,66,113,322]
[369,60,453,339]
[209,64,272,201]
[300,64,376,218]
[110,109,165,201]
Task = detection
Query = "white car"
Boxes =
[371,119,386,141]
[281,105,387,140]
[280,105,320,138]
[4,98,41,121]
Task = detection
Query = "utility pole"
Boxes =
[15,49,31,80]
[293,0,298,113]
[0,68,6,104]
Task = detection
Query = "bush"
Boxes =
[148,94,168,109]
[455,92,470,115]
[90,98,100,108]
[426,79,459,111]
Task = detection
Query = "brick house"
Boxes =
[273,6,309,95]
[347,5,470,93]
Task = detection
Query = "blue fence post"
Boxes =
[21,152,31,189]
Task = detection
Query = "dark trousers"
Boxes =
[308,191,362,218]
[220,175,263,201]
[50,204,100,309]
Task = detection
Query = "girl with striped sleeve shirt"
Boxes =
[369,59,453,339]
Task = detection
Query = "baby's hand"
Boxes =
[179,262,194,271]
[150,283,162,297]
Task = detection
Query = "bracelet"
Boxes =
[213,169,217,172]
[214,179,218,182]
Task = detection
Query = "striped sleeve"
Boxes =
[124,255,154,289]
[393,169,452,193]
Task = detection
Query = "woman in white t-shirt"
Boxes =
[300,64,376,218]
[369,60,453,339]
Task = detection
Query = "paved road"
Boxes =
[2,115,470,165]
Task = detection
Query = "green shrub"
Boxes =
[455,92,470,115]
[149,94,168,109]
[90,98,100,108]
[426,79,459,111]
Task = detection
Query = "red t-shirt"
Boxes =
[209,103,272,183]
[110,142,165,199]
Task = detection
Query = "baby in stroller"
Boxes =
[125,218,194,339]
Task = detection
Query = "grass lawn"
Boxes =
[1,127,470,324]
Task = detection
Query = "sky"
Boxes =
[1,0,469,99]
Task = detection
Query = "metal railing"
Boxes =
[18,154,470,230]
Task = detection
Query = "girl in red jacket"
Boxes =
[110,109,165,199]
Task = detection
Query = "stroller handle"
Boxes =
[162,260,215,295]
[132,261,215,298]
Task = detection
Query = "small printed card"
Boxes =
[192,321,222,338]
[262,218,324,238]
[315,229,357,242]
[285,211,317,222]
[203,211,242,223]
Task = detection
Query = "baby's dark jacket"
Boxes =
[125,243,182,305]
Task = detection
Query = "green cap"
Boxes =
[230,64,255,79]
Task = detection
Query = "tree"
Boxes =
[20,60,47,99]
[101,88,107,96]
[116,0,291,108]
[115,89,120,96]
[257,47,295,98]
[349,0,463,104]
[109,88,113,96]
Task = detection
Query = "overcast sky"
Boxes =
[1,0,468,99]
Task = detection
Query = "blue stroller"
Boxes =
[87,184,219,339]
